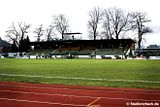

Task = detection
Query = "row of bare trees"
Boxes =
[5,14,69,51]
[34,14,70,42]
[5,7,152,51]
[88,7,152,49]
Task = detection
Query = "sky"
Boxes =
[0,0,160,47]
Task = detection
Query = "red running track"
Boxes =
[0,82,160,107]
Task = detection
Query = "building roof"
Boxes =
[30,39,135,45]
[30,39,135,50]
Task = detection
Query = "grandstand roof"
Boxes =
[30,39,135,50]
[30,39,135,49]
[31,39,135,44]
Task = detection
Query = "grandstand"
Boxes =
[29,39,135,59]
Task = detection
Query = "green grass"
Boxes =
[0,59,160,89]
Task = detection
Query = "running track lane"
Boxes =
[0,82,160,107]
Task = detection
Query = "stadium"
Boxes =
[0,0,160,106]
[0,9,159,107]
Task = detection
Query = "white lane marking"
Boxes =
[0,83,160,95]
[0,73,160,84]
[0,89,159,102]
[0,89,97,99]
[0,97,87,107]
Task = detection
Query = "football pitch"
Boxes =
[0,59,160,89]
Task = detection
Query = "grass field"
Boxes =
[0,59,160,89]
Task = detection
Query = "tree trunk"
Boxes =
[138,33,142,56]
[62,31,64,40]
[115,32,119,39]
[93,30,96,40]
[116,35,118,39]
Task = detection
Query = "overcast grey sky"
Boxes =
[0,0,160,46]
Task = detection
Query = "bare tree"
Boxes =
[102,10,114,39]
[45,25,55,41]
[130,12,152,49]
[102,8,131,39]
[5,22,30,48]
[53,14,69,40]
[34,24,44,42]
[88,7,104,40]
